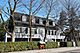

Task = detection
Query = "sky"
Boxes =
[0,0,60,21]
[0,0,80,21]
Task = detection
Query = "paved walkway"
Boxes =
[8,47,80,53]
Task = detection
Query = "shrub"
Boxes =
[0,42,4,53]
[45,42,58,49]
[26,42,38,50]
[67,42,72,47]
[0,41,59,52]
[0,42,39,52]
[77,41,80,47]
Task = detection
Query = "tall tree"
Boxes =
[22,0,45,42]
[43,0,57,42]
[0,0,22,42]
[59,0,80,46]
[0,19,5,41]
[57,10,67,32]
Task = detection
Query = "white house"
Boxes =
[5,12,65,42]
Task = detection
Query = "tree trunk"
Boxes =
[11,32,15,42]
[44,27,47,42]
[29,0,32,42]
[29,11,32,42]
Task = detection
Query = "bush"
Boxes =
[26,42,38,50]
[0,42,38,52]
[77,41,80,47]
[0,41,59,52]
[67,42,72,47]
[0,42,4,53]
[45,42,58,49]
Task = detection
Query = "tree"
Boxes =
[22,0,45,42]
[0,19,5,41]
[59,0,80,46]
[0,0,22,42]
[58,10,67,32]
[43,0,57,42]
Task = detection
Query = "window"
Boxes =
[52,30,53,35]
[15,28,18,33]
[49,21,53,25]
[27,17,29,22]
[20,28,22,33]
[31,29,34,34]
[31,28,37,34]
[52,30,55,35]
[25,28,28,34]
[56,31,59,35]
[14,14,21,21]
[43,20,46,25]
[35,18,39,24]
[55,31,57,35]
[34,29,37,34]
[48,30,50,35]
[22,15,27,22]
[15,27,20,33]
[21,27,28,34]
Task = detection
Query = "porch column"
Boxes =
[55,35,56,42]
[5,33,7,42]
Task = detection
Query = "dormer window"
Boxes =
[27,17,29,22]
[35,18,39,24]
[49,21,53,25]
[43,20,46,25]
[22,15,27,22]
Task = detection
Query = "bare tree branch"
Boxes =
[32,0,45,14]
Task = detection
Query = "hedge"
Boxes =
[67,42,72,47]
[77,41,80,47]
[67,41,80,47]
[45,42,59,49]
[1,41,80,52]
[0,42,58,52]
[0,42,38,52]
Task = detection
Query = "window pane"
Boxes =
[52,30,53,35]
[49,21,53,25]
[25,28,28,34]
[22,15,26,21]
[48,30,50,35]
[35,29,37,34]
[15,27,20,33]
[43,20,46,25]
[35,18,39,24]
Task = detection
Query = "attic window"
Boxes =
[14,14,21,21]
[22,15,26,22]
[43,20,46,25]
[49,21,53,25]
[35,18,39,24]
[27,17,29,22]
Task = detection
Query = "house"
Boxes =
[5,12,65,42]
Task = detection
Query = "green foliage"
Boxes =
[77,41,80,47]
[45,42,58,49]
[0,42,4,53]
[25,42,38,50]
[67,42,72,47]
[0,19,5,41]
[0,42,39,52]
[0,41,59,52]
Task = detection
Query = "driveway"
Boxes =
[8,47,80,53]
